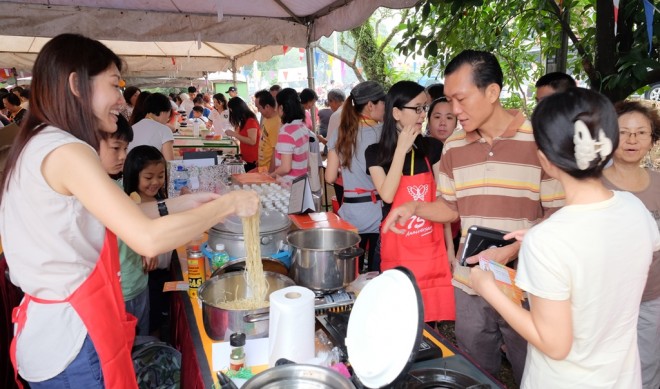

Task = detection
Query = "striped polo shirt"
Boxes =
[438,110,565,249]
[275,119,310,181]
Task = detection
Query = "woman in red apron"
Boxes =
[0,34,259,388]
[365,81,455,323]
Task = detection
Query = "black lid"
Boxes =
[230,332,246,347]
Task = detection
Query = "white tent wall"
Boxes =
[0,0,418,78]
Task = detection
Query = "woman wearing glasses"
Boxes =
[602,100,660,389]
[365,81,455,323]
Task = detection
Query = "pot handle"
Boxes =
[336,247,364,260]
[243,311,270,323]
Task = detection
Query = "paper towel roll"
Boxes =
[268,285,316,367]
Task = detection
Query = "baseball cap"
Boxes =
[226,86,237,93]
[351,81,385,105]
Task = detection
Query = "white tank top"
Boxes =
[0,126,105,381]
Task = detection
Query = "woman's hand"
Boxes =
[142,256,158,272]
[225,129,236,137]
[396,124,421,151]
[504,229,529,242]
[225,190,260,218]
[469,266,496,296]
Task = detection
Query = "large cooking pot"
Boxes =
[242,364,355,389]
[211,256,289,278]
[198,271,294,340]
[287,228,363,293]
[208,210,291,258]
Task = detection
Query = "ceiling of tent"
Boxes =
[0,0,419,77]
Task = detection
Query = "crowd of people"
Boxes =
[0,33,658,389]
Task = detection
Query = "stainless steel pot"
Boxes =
[287,228,364,293]
[242,364,355,389]
[211,256,289,278]
[198,271,294,340]
[208,210,291,258]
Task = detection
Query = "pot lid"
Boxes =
[212,209,290,234]
[346,267,423,388]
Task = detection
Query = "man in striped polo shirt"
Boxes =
[383,50,564,385]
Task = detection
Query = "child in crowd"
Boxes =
[98,116,156,336]
[470,88,660,388]
[190,105,209,124]
[122,145,171,337]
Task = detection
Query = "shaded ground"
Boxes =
[436,321,517,389]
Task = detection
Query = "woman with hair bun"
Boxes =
[471,88,660,388]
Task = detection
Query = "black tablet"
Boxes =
[459,225,515,266]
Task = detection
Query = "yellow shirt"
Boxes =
[258,115,281,169]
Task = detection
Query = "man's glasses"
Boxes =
[619,130,651,141]
[400,105,430,114]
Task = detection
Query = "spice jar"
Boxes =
[229,332,246,371]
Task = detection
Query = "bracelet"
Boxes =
[157,199,168,217]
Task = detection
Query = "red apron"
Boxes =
[380,152,455,322]
[11,230,137,388]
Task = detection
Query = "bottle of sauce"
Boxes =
[187,243,205,298]
[229,332,246,371]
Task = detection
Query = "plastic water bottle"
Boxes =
[172,165,189,191]
[211,243,230,271]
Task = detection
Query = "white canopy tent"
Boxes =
[0,0,419,79]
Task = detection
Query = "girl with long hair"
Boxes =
[226,97,260,172]
[0,34,258,388]
[325,81,385,272]
[365,80,454,323]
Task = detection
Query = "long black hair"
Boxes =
[123,145,167,200]
[1,33,122,204]
[276,88,305,124]
[227,97,257,129]
[532,87,619,179]
[376,81,427,167]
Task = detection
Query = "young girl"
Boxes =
[325,81,386,272]
[0,34,258,388]
[226,97,260,172]
[365,81,454,323]
[209,93,231,136]
[123,145,171,336]
[470,88,660,388]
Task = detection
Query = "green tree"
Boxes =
[315,8,415,88]
[398,0,660,102]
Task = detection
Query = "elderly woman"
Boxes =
[602,100,660,389]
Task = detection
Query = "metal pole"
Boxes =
[306,44,317,132]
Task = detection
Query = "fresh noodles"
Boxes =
[216,211,270,310]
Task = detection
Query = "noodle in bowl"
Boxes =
[198,270,294,340]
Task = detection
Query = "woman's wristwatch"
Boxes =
[157,199,168,216]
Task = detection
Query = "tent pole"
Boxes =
[232,58,237,88]
[306,43,317,133]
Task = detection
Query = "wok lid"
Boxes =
[346,267,423,388]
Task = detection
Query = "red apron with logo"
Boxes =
[11,230,137,388]
[380,154,455,322]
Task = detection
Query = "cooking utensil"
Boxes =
[287,228,363,292]
[208,210,291,258]
[198,271,294,340]
[241,364,355,389]
[211,257,289,278]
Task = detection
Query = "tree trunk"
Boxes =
[350,21,387,85]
